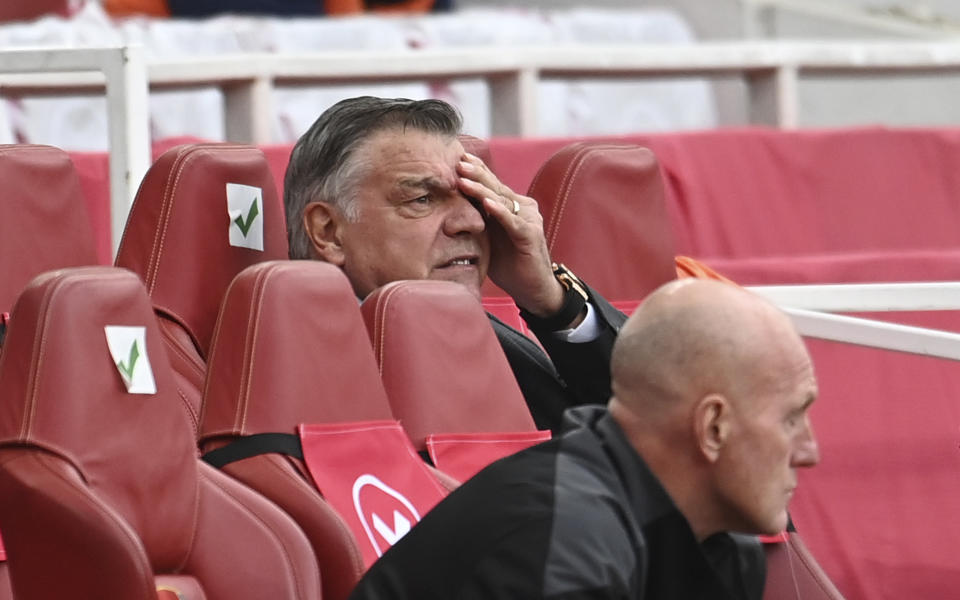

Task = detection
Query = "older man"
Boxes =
[348,279,820,600]
[284,96,626,432]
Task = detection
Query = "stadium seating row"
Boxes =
[0,142,552,600]
[0,137,889,600]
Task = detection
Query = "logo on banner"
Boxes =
[226,183,264,251]
[104,326,156,394]
[352,474,421,557]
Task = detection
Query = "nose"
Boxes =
[791,419,820,468]
[443,192,486,236]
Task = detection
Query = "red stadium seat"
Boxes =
[763,533,845,600]
[481,295,533,339]
[458,134,493,168]
[361,280,545,479]
[0,144,99,599]
[526,141,677,302]
[0,144,98,316]
[0,267,320,600]
[200,260,451,600]
[115,143,289,434]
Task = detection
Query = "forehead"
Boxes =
[758,336,818,407]
[355,128,462,182]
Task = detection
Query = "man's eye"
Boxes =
[409,195,431,205]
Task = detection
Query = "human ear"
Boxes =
[694,394,729,463]
[304,201,345,266]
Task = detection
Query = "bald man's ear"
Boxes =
[694,394,730,463]
[304,201,346,266]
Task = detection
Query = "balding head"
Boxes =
[611,279,803,424]
[609,279,819,540]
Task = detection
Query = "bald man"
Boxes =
[348,279,820,600]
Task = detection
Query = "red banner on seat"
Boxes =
[426,430,551,483]
[299,420,448,567]
[0,528,5,561]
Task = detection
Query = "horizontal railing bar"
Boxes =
[785,307,960,361]
[748,282,960,313]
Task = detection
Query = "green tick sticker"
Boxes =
[116,339,140,383]
[233,198,260,237]
[227,183,265,251]
[104,326,156,394]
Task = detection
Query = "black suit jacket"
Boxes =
[488,285,627,434]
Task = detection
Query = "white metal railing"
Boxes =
[2,44,960,364]
[9,41,960,247]
[0,46,150,257]
[746,283,960,361]
[782,306,960,361]
[136,40,960,135]
[747,282,960,313]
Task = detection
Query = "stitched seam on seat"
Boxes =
[791,538,842,597]
[146,145,250,295]
[545,145,591,250]
[157,307,207,361]
[375,284,404,378]
[199,273,230,427]
[195,467,306,600]
[237,266,271,433]
[146,146,196,294]
[549,145,633,253]
[25,451,156,598]
[176,385,200,435]
[548,147,591,251]
[161,328,205,379]
[20,274,62,440]
[21,272,134,440]
[526,157,549,198]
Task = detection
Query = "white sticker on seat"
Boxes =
[226,183,264,251]
[104,326,157,394]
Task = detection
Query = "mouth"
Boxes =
[438,256,479,268]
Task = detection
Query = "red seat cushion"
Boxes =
[200,260,397,600]
[526,142,677,302]
[0,266,319,599]
[0,145,98,314]
[115,143,289,432]
[361,280,535,451]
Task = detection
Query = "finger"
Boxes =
[458,157,503,195]
[482,197,526,237]
[460,176,521,217]
[458,176,497,212]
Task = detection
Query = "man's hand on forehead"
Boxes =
[455,152,565,317]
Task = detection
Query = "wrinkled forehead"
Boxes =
[363,129,463,186]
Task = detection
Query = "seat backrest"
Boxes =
[0,266,319,600]
[361,279,535,450]
[763,532,846,600]
[0,145,98,315]
[459,134,493,167]
[115,143,289,433]
[200,260,395,600]
[526,141,677,301]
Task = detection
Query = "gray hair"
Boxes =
[283,96,463,259]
